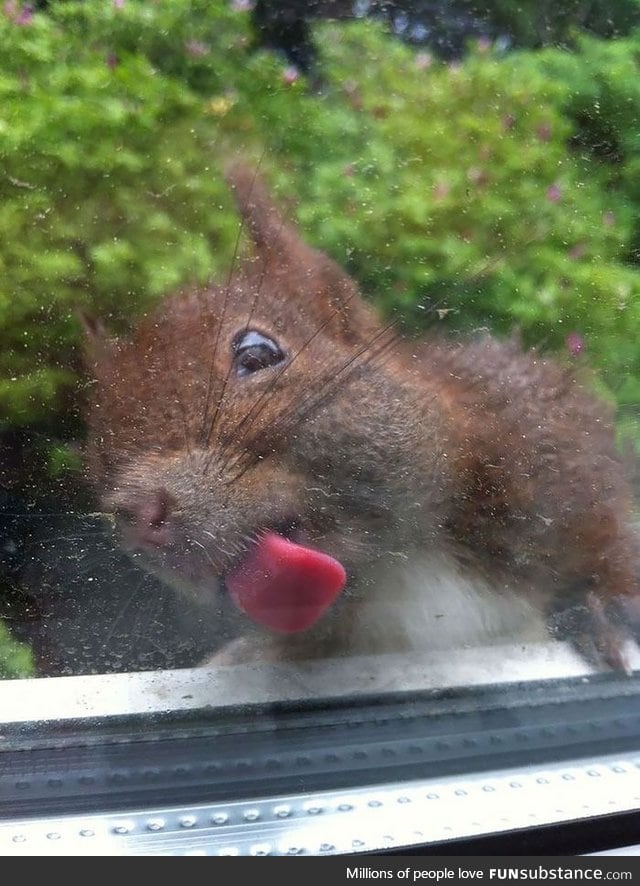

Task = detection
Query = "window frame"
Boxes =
[1,639,639,855]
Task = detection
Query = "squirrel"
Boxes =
[81,164,640,673]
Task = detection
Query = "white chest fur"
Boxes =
[349,551,549,655]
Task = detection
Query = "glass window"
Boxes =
[1,0,639,857]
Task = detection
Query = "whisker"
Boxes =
[199,154,268,451]
[201,227,272,467]
[190,537,219,570]
[15,529,114,561]
[227,319,399,482]
[217,288,368,476]
[156,313,192,456]
[271,320,400,450]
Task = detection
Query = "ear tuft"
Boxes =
[77,309,107,340]
[224,161,380,344]
[77,309,114,365]
[224,161,290,255]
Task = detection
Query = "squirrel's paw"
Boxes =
[548,589,634,675]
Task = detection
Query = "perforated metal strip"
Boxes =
[1,752,639,856]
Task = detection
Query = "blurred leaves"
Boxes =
[0,620,34,678]
[0,0,639,440]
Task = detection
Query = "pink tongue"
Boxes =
[226,532,346,634]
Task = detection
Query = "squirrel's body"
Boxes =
[83,167,639,670]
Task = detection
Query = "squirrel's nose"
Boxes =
[117,487,173,550]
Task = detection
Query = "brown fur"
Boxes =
[82,165,640,671]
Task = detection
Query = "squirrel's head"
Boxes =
[80,165,414,635]
[82,163,384,474]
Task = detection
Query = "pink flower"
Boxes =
[282,66,299,86]
[546,183,562,203]
[433,181,450,201]
[536,122,552,142]
[185,40,209,58]
[113,0,124,9]
[467,168,488,187]
[15,3,32,23]
[476,36,491,53]
[231,0,254,10]
[4,1,33,24]
[565,332,584,357]
[106,52,119,70]
[568,243,585,261]
[602,211,616,227]
[415,52,432,70]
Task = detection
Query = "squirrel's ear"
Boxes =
[225,163,379,344]
[225,161,289,259]
[77,310,116,366]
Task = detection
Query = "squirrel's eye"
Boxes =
[232,329,285,378]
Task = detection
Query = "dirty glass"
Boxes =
[1,0,640,796]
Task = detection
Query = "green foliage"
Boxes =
[485,0,640,47]
[534,32,640,408]
[0,0,257,429]
[0,620,34,678]
[0,0,639,455]
[288,25,640,412]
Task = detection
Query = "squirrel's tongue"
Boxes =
[226,531,346,634]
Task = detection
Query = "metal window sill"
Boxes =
[1,638,639,724]
[1,751,639,856]
[1,639,639,856]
